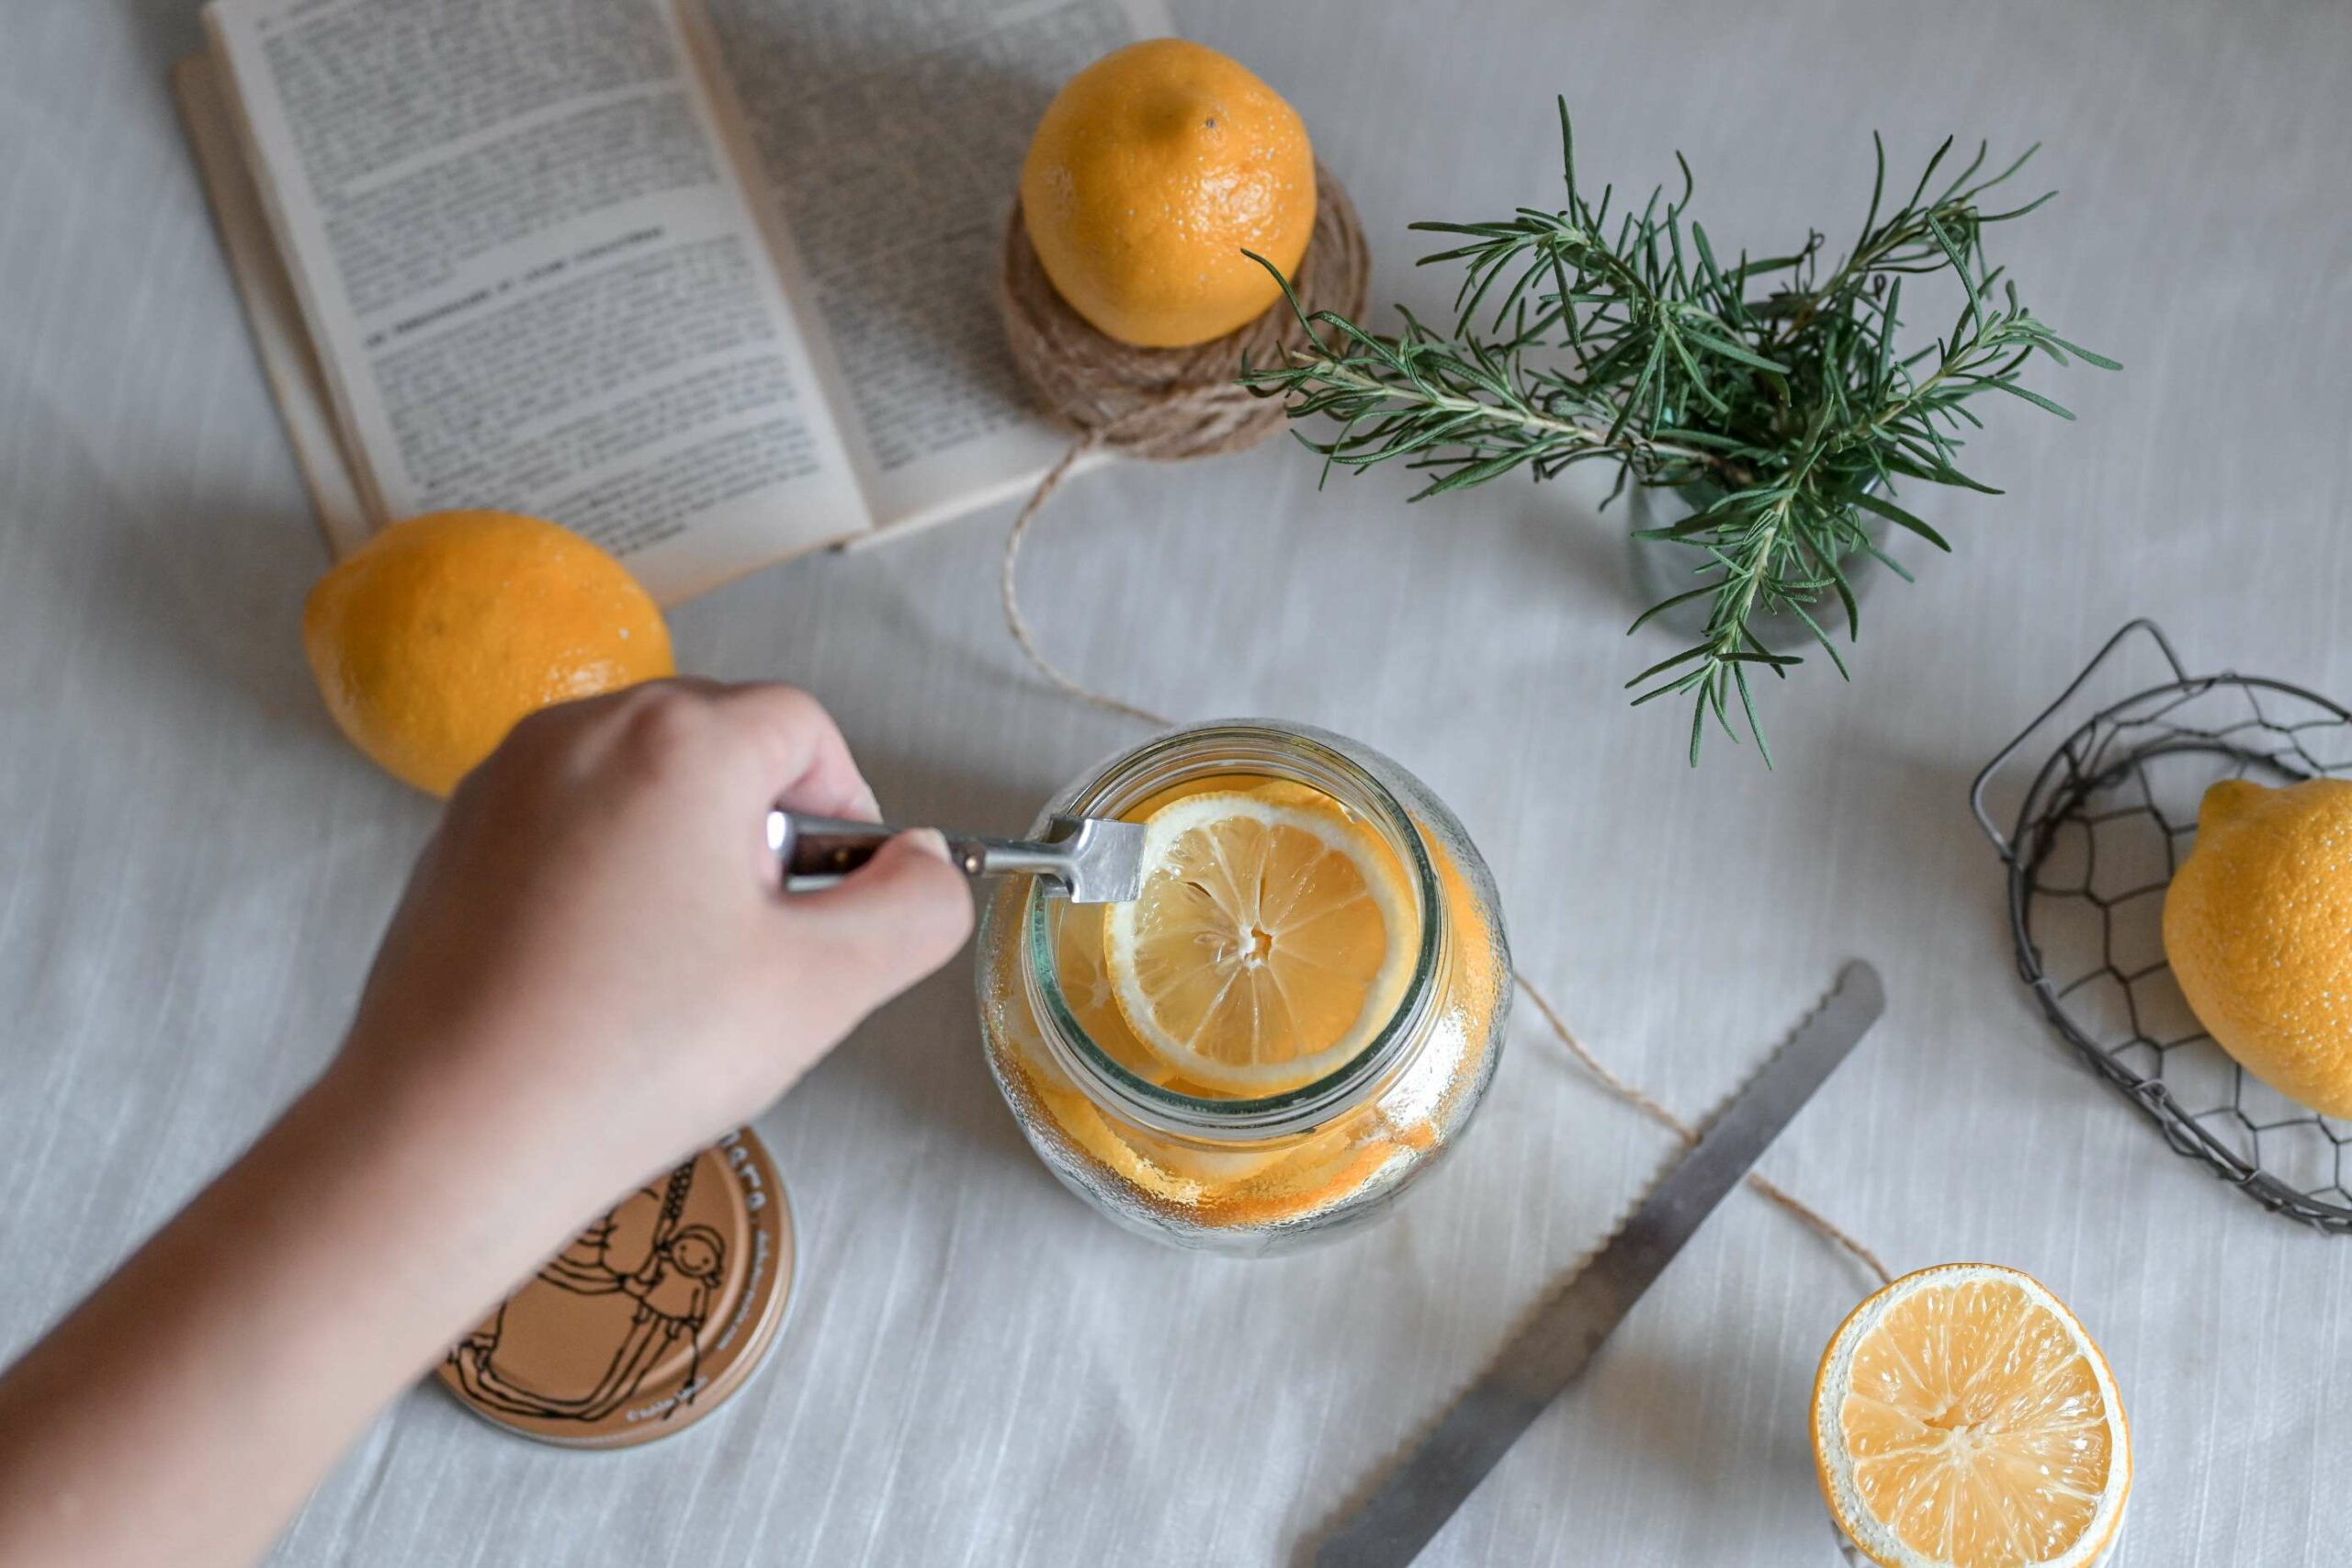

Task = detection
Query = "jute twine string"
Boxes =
[997,163,1372,723]
[1514,972,1891,1285]
[992,165,1889,1289]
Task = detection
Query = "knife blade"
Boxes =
[1316,960,1885,1568]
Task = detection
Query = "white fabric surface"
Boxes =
[6,1,2351,1563]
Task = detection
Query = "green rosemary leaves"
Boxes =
[1242,102,2116,763]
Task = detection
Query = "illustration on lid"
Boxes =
[439,1129,792,1447]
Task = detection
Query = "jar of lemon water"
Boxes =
[976,721,1510,1254]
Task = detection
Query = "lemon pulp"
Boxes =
[1815,1265,2130,1568]
[1005,771,1453,1227]
[1101,781,1418,1097]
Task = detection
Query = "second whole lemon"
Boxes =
[302,510,673,796]
[1020,39,1315,348]
[2163,776,2352,1118]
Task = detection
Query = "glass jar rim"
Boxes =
[1020,720,1446,1141]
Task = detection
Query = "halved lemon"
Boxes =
[1814,1263,2131,1568]
[1102,790,1417,1096]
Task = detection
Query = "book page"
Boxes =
[175,52,371,558]
[204,0,873,604]
[692,0,1169,535]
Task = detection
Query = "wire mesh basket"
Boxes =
[1970,619,2352,1233]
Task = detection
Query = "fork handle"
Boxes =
[768,811,999,885]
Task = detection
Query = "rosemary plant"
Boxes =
[1241,103,2116,763]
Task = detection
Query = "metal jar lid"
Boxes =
[437,1127,793,1448]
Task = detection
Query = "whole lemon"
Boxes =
[1020,39,1314,348]
[2163,776,2352,1117]
[302,511,673,796]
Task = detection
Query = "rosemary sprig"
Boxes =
[1242,102,2117,764]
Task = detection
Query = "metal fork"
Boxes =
[766,810,1147,904]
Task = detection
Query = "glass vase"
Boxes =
[1623,479,1894,650]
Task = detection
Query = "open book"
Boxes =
[177,0,1168,605]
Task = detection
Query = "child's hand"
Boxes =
[336,680,974,1207]
[0,682,975,1568]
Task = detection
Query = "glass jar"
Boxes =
[975,720,1510,1256]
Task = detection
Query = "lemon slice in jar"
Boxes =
[1102,790,1418,1096]
[1053,900,1179,1086]
[1813,1263,2132,1568]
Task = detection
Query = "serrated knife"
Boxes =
[1316,960,1885,1568]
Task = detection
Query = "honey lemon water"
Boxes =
[977,724,1509,1255]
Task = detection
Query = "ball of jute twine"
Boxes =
[989,165,1889,1290]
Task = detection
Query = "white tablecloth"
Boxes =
[6,1,2350,1562]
